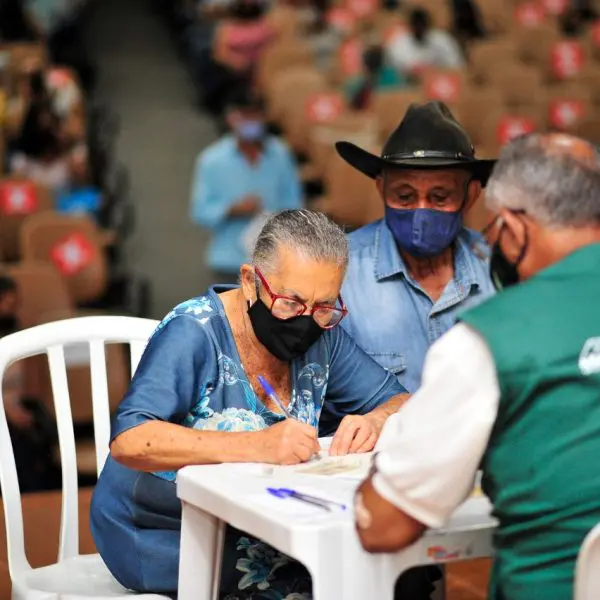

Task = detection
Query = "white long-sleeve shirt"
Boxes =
[372,323,500,528]
[386,30,465,74]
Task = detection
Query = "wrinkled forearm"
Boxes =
[110,421,265,471]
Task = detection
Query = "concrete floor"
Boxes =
[86,0,218,319]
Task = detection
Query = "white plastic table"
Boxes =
[176,458,497,600]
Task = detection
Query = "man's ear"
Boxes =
[375,174,385,200]
[464,179,483,214]
[498,208,528,262]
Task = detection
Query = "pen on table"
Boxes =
[267,487,347,512]
[258,375,321,460]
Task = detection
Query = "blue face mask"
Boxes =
[236,120,265,142]
[385,206,463,258]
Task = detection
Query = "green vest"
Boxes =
[460,243,600,600]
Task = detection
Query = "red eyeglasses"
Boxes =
[254,267,348,329]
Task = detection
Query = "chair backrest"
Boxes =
[489,63,543,107]
[20,211,109,305]
[7,261,74,328]
[319,148,384,228]
[477,0,512,35]
[266,66,328,124]
[421,68,468,110]
[256,40,314,90]
[371,89,425,141]
[468,38,517,85]
[0,176,54,261]
[0,316,159,577]
[308,111,379,179]
[574,523,600,600]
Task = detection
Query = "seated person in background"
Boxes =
[449,0,486,45]
[355,133,600,600]
[91,209,409,598]
[345,45,407,111]
[10,97,88,195]
[386,8,465,78]
[190,92,302,281]
[560,2,598,37]
[6,66,85,144]
[207,0,277,113]
[301,0,342,73]
[337,102,495,395]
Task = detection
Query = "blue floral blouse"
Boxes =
[90,286,405,598]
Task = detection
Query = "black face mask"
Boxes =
[247,299,325,362]
[489,222,528,291]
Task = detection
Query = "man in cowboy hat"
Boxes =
[333,101,495,396]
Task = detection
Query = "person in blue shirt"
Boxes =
[189,91,303,280]
[90,209,409,599]
[335,101,496,394]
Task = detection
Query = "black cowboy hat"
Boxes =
[336,101,496,185]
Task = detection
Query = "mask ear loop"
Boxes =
[245,267,261,309]
[496,214,529,267]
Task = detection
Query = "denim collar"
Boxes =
[374,220,481,293]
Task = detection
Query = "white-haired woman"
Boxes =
[91,209,409,599]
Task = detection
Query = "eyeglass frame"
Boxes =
[253,267,348,329]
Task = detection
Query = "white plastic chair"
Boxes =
[0,315,171,600]
[574,523,600,600]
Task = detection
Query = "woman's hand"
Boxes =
[257,419,320,465]
[329,415,379,456]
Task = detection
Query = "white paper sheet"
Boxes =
[280,451,374,480]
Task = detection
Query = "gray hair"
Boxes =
[252,209,348,273]
[485,133,600,228]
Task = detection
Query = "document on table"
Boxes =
[279,450,374,480]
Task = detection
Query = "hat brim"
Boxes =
[335,141,496,185]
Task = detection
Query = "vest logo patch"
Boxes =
[579,338,600,375]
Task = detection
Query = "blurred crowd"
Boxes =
[2,0,600,494]
[0,0,146,494]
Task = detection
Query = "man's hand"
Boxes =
[329,414,379,456]
[228,195,262,217]
[257,419,320,465]
[355,476,425,553]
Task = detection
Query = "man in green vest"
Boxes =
[352,132,600,600]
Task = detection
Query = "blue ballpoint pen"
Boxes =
[267,487,347,512]
[257,375,292,418]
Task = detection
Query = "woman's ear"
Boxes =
[239,264,256,303]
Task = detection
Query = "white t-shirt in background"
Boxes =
[386,30,465,74]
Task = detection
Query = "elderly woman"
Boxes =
[91,209,408,599]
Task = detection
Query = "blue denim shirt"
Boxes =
[341,220,495,393]
[189,135,302,274]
